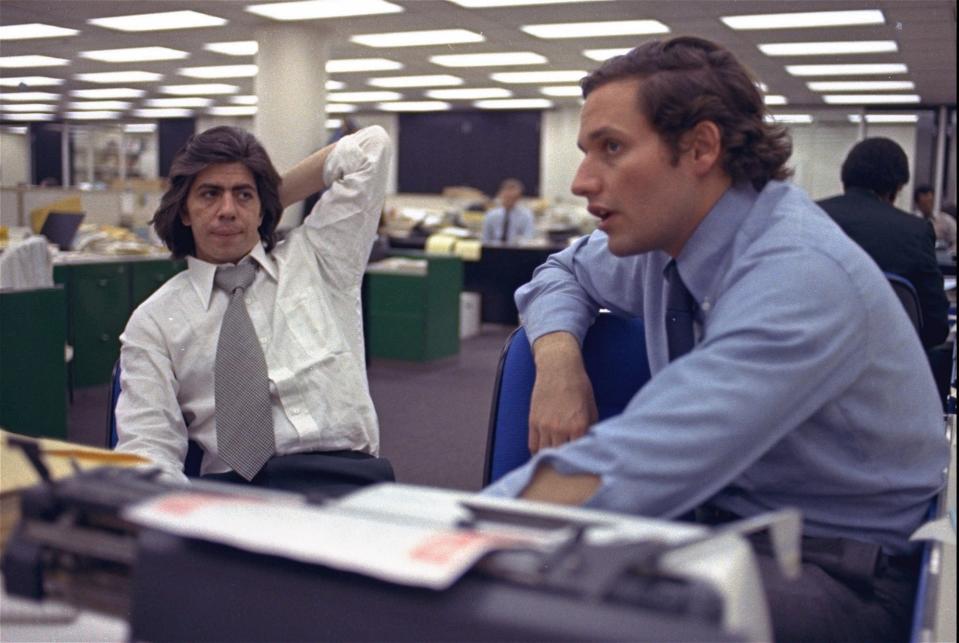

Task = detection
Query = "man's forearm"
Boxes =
[520,462,600,505]
[279,143,336,208]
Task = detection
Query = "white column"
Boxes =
[254,25,330,228]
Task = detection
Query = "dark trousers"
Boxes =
[201,451,395,500]
[698,507,919,642]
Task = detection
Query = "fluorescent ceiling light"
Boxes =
[474,98,553,109]
[758,41,897,56]
[368,75,463,88]
[377,101,451,112]
[88,10,227,32]
[765,114,814,124]
[0,76,64,87]
[721,10,884,30]
[66,111,121,120]
[823,94,921,105]
[72,88,145,99]
[0,92,60,101]
[0,103,57,112]
[80,47,189,63]
[2,126,29,134]
[231,95,258,105]
[0,55,69,68]
[160,84,239,95]
[0,113,55,121]
[326,118,343,129]
[582,48,632,62]
[490,70,586,83]
[326,103,358,113]
[426,87,512,99]
[328,91,402,102]
[522,20,669,39]
[0,23,79,40]
[144,97,215,108]
[74,71,163,83]
[327,58,403,73]
[786,63,907,77]
[430,52,546,67]
[847,114,919,124]
[351,29,483,48]
[763,95,788,106]
[540,85,582,97]
[246,0,403,21]
[448,0,607,5]
[124,123,157,133]
[205,41,258,56]
[208,106,257,116]
[68,101,132,110]
[132,108,195,118]
[807,80,915,92]
[326,80,345,90]
[179,65,257,79]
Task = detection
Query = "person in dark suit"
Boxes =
[817,137,949,350]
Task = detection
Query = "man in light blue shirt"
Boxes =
[483,36,947,642]
[481,178,536,244]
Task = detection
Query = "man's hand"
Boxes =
[528,331,598,453]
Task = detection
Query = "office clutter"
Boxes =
[1,438,789,641]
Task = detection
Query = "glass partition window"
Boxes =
[69,124,157,189]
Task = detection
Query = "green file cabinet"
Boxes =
[0,286,68,439]
[366,255,462,361]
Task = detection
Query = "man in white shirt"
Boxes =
[481,178,536,244]
[116,125,394,495]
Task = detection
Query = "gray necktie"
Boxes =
[501,207,512,242]
[214,260,274,480]
[664,260,698,362]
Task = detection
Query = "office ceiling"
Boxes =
[0,0,955,125]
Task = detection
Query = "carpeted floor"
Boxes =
[68,323,516,493]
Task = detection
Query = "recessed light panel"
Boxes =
[368,75,463,88]
[72,88,146,99]
[327,91,403,102]
[208,106,257,116]
[1,113,55,121]
[68,101,132,110]
[246,0,403,21]
[125,123,157,132]
[205,41,258,56]
[430,52,547,67]
[179,65,257,79]
[759,41,897,56]
[326,80,346,90]
[74,71,164,83]
[327,58,403,73]
[376,101,451,111]
[0,103,58,112]
[0,92,60,101]
[582,48,632,62]
[765,114,814,124]
[0,23,79,40]
[88,10,227,32]
[326,104,358,113]
[448,0,607,5]
[160,84,239,95]
[822,94,921,104]
[763,95,788,106]
[522,20,669,39]
[0,55,69,68]
[426,87,513,100]
[786,63,907,77]
[722,10,884,30]
[490,70,587,83]
[231,96,258,105]
[848,114,919,124]
[80,47,189,63]
[145,98,215,108]
[351,29,484,48]
[66,111,121,120]
[474,98,553,109]
[807,80,915,92]
[132,108,195,118]
[540,86,582,97]
[0,76,64,87]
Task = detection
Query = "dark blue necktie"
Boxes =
[664,260,697,361]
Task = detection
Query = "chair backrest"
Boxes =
[885,272,923,332]
[484,314,651,485]
[108,360,203,477]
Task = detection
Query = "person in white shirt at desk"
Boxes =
[481,178,536,244]
[116,125,394,495]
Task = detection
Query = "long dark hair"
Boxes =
[152,126,283,258]
[582,36,793,191]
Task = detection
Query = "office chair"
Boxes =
[484,313,651,485]
[885,272,923,333]
[108,360,203,477]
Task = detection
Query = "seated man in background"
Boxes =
[914,183,957,254]
[116,124,394,496]
[481,178,536,244]
[483,36,947,642]
[817,141,949,351]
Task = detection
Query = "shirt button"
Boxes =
[701,300,712,312]
[260,337,268,345]
[245,298,252,305]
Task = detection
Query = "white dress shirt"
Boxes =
[116,126,390,482]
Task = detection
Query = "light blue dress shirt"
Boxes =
[483,181,948,554]
[481,204,536,244]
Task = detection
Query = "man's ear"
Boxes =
[180,206,192,227]
[685,120,723,176]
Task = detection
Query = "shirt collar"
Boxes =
[186,241,276,310]
[674,182,760,305]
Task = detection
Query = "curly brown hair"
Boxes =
[581,36,793,190]
[152,126,283,258]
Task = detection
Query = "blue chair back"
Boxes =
[109,360,203,477]
[885,272,923,332]
[484,314,651,485]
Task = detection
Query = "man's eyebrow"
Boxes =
[577,126,616,152]
[193,181,257,191]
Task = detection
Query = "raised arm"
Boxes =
[279,142,337,208]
